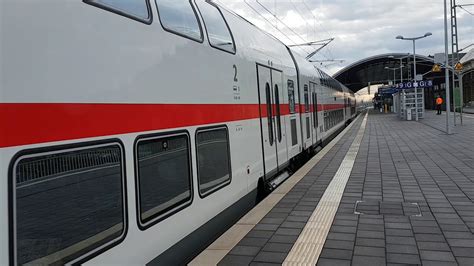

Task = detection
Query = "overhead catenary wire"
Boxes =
[254,0,315,55]
[241,0,310,56]
[289,0,316,40]
[458,5,474,15]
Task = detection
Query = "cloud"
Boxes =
[218,0,474,75]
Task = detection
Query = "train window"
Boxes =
[265,82,274,146]
[156,0,203,42]
[306,117,311,139]
[288,80,296,114]
[304,85,309,113]
[84,0,151,23]
[196,0,235,54]
[196,127,231,197]
[291,119,298,146]
[12,143,125,265]
[274,85,282,143]
[136,133,192,228]
[312,92,318,129]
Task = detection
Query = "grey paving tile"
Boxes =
[385,228,413,236]
[356,238,386,247]
[417,241,451,251]
[316,258,351,266]
[254,224,279,231]
[457,257,474,265]
[386,253,421,264]
[260,217,285,225]
[352,255,386,266]
[419,250,456,262]
[421,261,458,266]
[451,247,474,258]
[320,248,353,260]
[353,246,385,257]
[280,221,306,229]
[357,230,385,239]
[322,240,354,250]
[275,228,301,236]
[218,255,254,265]
[447,238,474,247]
[229,245,261,256]
[414,234,446,242]
[386,236,416,245]
[386,244,418,254]
[247,230,274,239]
[326,232,356,241]
[261,243,293,253]
[239,237,268,247]
[253,251,287,264]
[267,234,298,244]
[249,263,280,266]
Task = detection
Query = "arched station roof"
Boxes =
[334,53,437,92]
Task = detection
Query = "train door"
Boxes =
[302,84,312,149]
[272,70,288,168]
[310,82,318,144]
[257,64,278,178]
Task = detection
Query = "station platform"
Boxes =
[190,110,474,266]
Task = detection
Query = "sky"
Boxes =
[216,0,474,75]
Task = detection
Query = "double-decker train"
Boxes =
[0,0,357,265]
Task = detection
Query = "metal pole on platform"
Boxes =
[396,35,431,122]
[444,0,452,134]
[413,40,418,121]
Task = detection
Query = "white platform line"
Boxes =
[189,115,364,266]
[283,112,368,266]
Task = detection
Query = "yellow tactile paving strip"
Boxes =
[283,112,368,266]
[189,114,363,266]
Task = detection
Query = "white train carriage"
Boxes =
[0,0,356,265]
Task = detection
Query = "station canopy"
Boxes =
[333,53,438,93]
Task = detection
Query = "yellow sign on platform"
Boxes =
[432,64,442,72]
[455,62,463,71]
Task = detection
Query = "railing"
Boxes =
[16,147,121,185]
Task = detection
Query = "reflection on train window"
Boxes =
[197,0,235,53]
[288,80,296,114]
[14,144,125,265]
[304,85,309,113]
[274,85,282,143]
[156,0,203,41]
[85,0,151,22]
[265,82,274,145]
[136,133,192,226]
[291,119,298,146]
[196,127,231,197]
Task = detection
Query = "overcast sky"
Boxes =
[217,0,474,75]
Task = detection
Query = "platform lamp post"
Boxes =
[396,32,432,121]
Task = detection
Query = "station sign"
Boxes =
[395,80,433,89]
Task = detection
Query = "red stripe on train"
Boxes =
[0,103,346,148]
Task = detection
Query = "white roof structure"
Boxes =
[460,48,474,64]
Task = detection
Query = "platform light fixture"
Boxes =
[396,32,432,121]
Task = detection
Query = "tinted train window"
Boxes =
[274,85,282,143]
[304,85,309,113]
[196,127,231,196]
[288,80,296,114]
[197,1,235,53]
[156,0,202,41]
[265,82,274,145]
[291,119,298,146]
[85,0,151,22]
[136,133,192,227]
[13,144,125,265]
